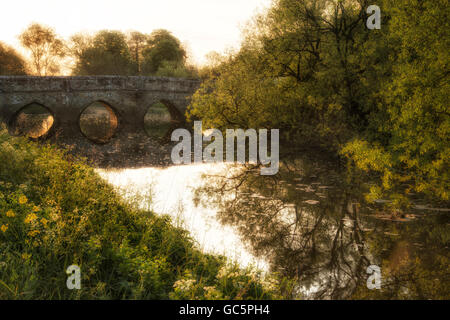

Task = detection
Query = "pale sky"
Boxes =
[0,0,272,65]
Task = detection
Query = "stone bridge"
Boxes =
[0,76,201,168]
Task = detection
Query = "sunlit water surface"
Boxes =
[97,164,270,271]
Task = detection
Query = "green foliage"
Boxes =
[142,29,186,75]
[127,31,148,74]
[188,0,379,148]
[7,23,195,77]
[188,0,449,204]
[0,42,28,75]
[169,265,287,300]
[0,129,287,299]
[72,30,134,75]
[155,60,198,78]
[342,0,450,202]
[70,29,195,77]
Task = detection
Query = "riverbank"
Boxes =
[0,130,294,299]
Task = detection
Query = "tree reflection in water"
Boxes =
[193,155,449,299]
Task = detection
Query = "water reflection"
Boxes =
[97,155,449,299]
[353,212,449,299]
[97,164,269,271]
[192,157,449,299]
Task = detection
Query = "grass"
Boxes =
[0,128,294,299]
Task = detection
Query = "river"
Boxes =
[97,157,449,299]
[97,163,270,271]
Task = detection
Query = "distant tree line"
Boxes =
[0,23,197,78]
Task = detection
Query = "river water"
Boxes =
[97,157,449,299]
[97,163,270,271]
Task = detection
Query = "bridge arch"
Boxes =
[79,100,120,144]
[9,102,55,140]
[143,99,185,141]
[0,76,201,167]
[159,99,185,124]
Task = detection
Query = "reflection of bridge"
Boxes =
[0,76,201,168]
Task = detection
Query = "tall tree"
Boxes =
[142,29,186,74]
[19,23,65,76]
[72,30,133,75]
[188,0,375,146]
[0,42,27,75]
[127,31,148,74]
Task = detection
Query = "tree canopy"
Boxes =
[127,31,148,74]
[19,23,66,76]
[0,42,27,75]
[142,29,187,75]
[70,29,193,77]
[187,0,449,204]
[71,30,133,75]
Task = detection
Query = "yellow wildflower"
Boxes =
[18,195,28,205]
[33,206,40,212]
[41,218,48,226]
[24,213,38,224]
[22,253,31,260]
[27,230,40,237]
[6,210,15,217]
[1,224,8,233]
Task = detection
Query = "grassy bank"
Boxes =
[0,129,293,299]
